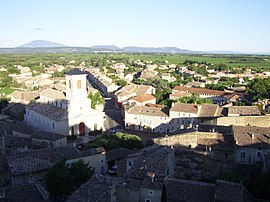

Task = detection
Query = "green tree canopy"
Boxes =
[247,78,270,101]
[45,160,94,199]
[177,95,213,104]
[115,79,128,87]
[88,91,105,109]
[83,132,143,151]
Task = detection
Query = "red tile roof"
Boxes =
[173,86,228,96]
[130,94,156,103]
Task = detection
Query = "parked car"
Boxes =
[108,165,117,175]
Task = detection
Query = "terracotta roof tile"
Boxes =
[39,88,66,100]
[232,126,270,148]
[26,103,68,121]
[106,148,133,162]
[128,105,169,117]
[198,104,220,117]
[130,94,156,103]
[227,106,261,116]
[173,86,228,96]
[170,103,198,114]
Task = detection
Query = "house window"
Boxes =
[257,148,262,158]
[69,80,71,88]
[100,159,104,163]
[240,151,245,158]
[52,122,55,129]
[145,199,151,202]
[77,80,82,89]
[149,190,154,196]
[257,152,261,158]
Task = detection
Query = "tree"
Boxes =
[115,79,127,87]
[252,170,270,200]
[83,132,143,151]
[45,160,94,199]
[247,78,270,101]
[88,92,105,109]
[177,95,212,104]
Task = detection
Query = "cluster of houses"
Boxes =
[1,59,270,201]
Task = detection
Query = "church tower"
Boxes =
[65,68,91,114]
[65,68,88,100]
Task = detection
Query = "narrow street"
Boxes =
[103,98,124,130]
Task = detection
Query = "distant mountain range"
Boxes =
[19,40,67,48]
[0,40,269,55]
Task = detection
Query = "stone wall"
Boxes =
[201,116,270,127]
[153,132,220,149]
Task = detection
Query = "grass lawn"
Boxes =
[0,88,16,95]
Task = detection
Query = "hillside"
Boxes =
[19,40,67,48]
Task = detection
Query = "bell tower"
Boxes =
[65,68,87,101]
[65,68,91,113]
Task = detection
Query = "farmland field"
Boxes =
[0,53,270,69]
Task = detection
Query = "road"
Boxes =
[103,98,124,130]
[86,74,124,131]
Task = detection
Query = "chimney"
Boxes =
[252,133,255,141]
[147,172,155,183]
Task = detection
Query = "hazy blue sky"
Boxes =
[1,0,269,52]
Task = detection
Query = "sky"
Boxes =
[0,0,270,52]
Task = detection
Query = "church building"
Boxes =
[24,68,105,136]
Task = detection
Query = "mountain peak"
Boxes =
[19,40,66,48]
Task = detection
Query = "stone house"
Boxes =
[31,131,67,148]
[128,94,156,106]
[9,90,39,104]
[117,145,174,202]
[172,86,229,104]
[85,68,120,96]
[125,105,170,133]
[115,83,156,104]
[165,178,254,202]
[5,146,107,185]
[1,121,67,150]
[224,106,261,117]
[7,157,52,185]
[232,126,270,165]
[169,103,221,132]
[161,73,176,83]
[67,146,173,202]
[23,76,54,90]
